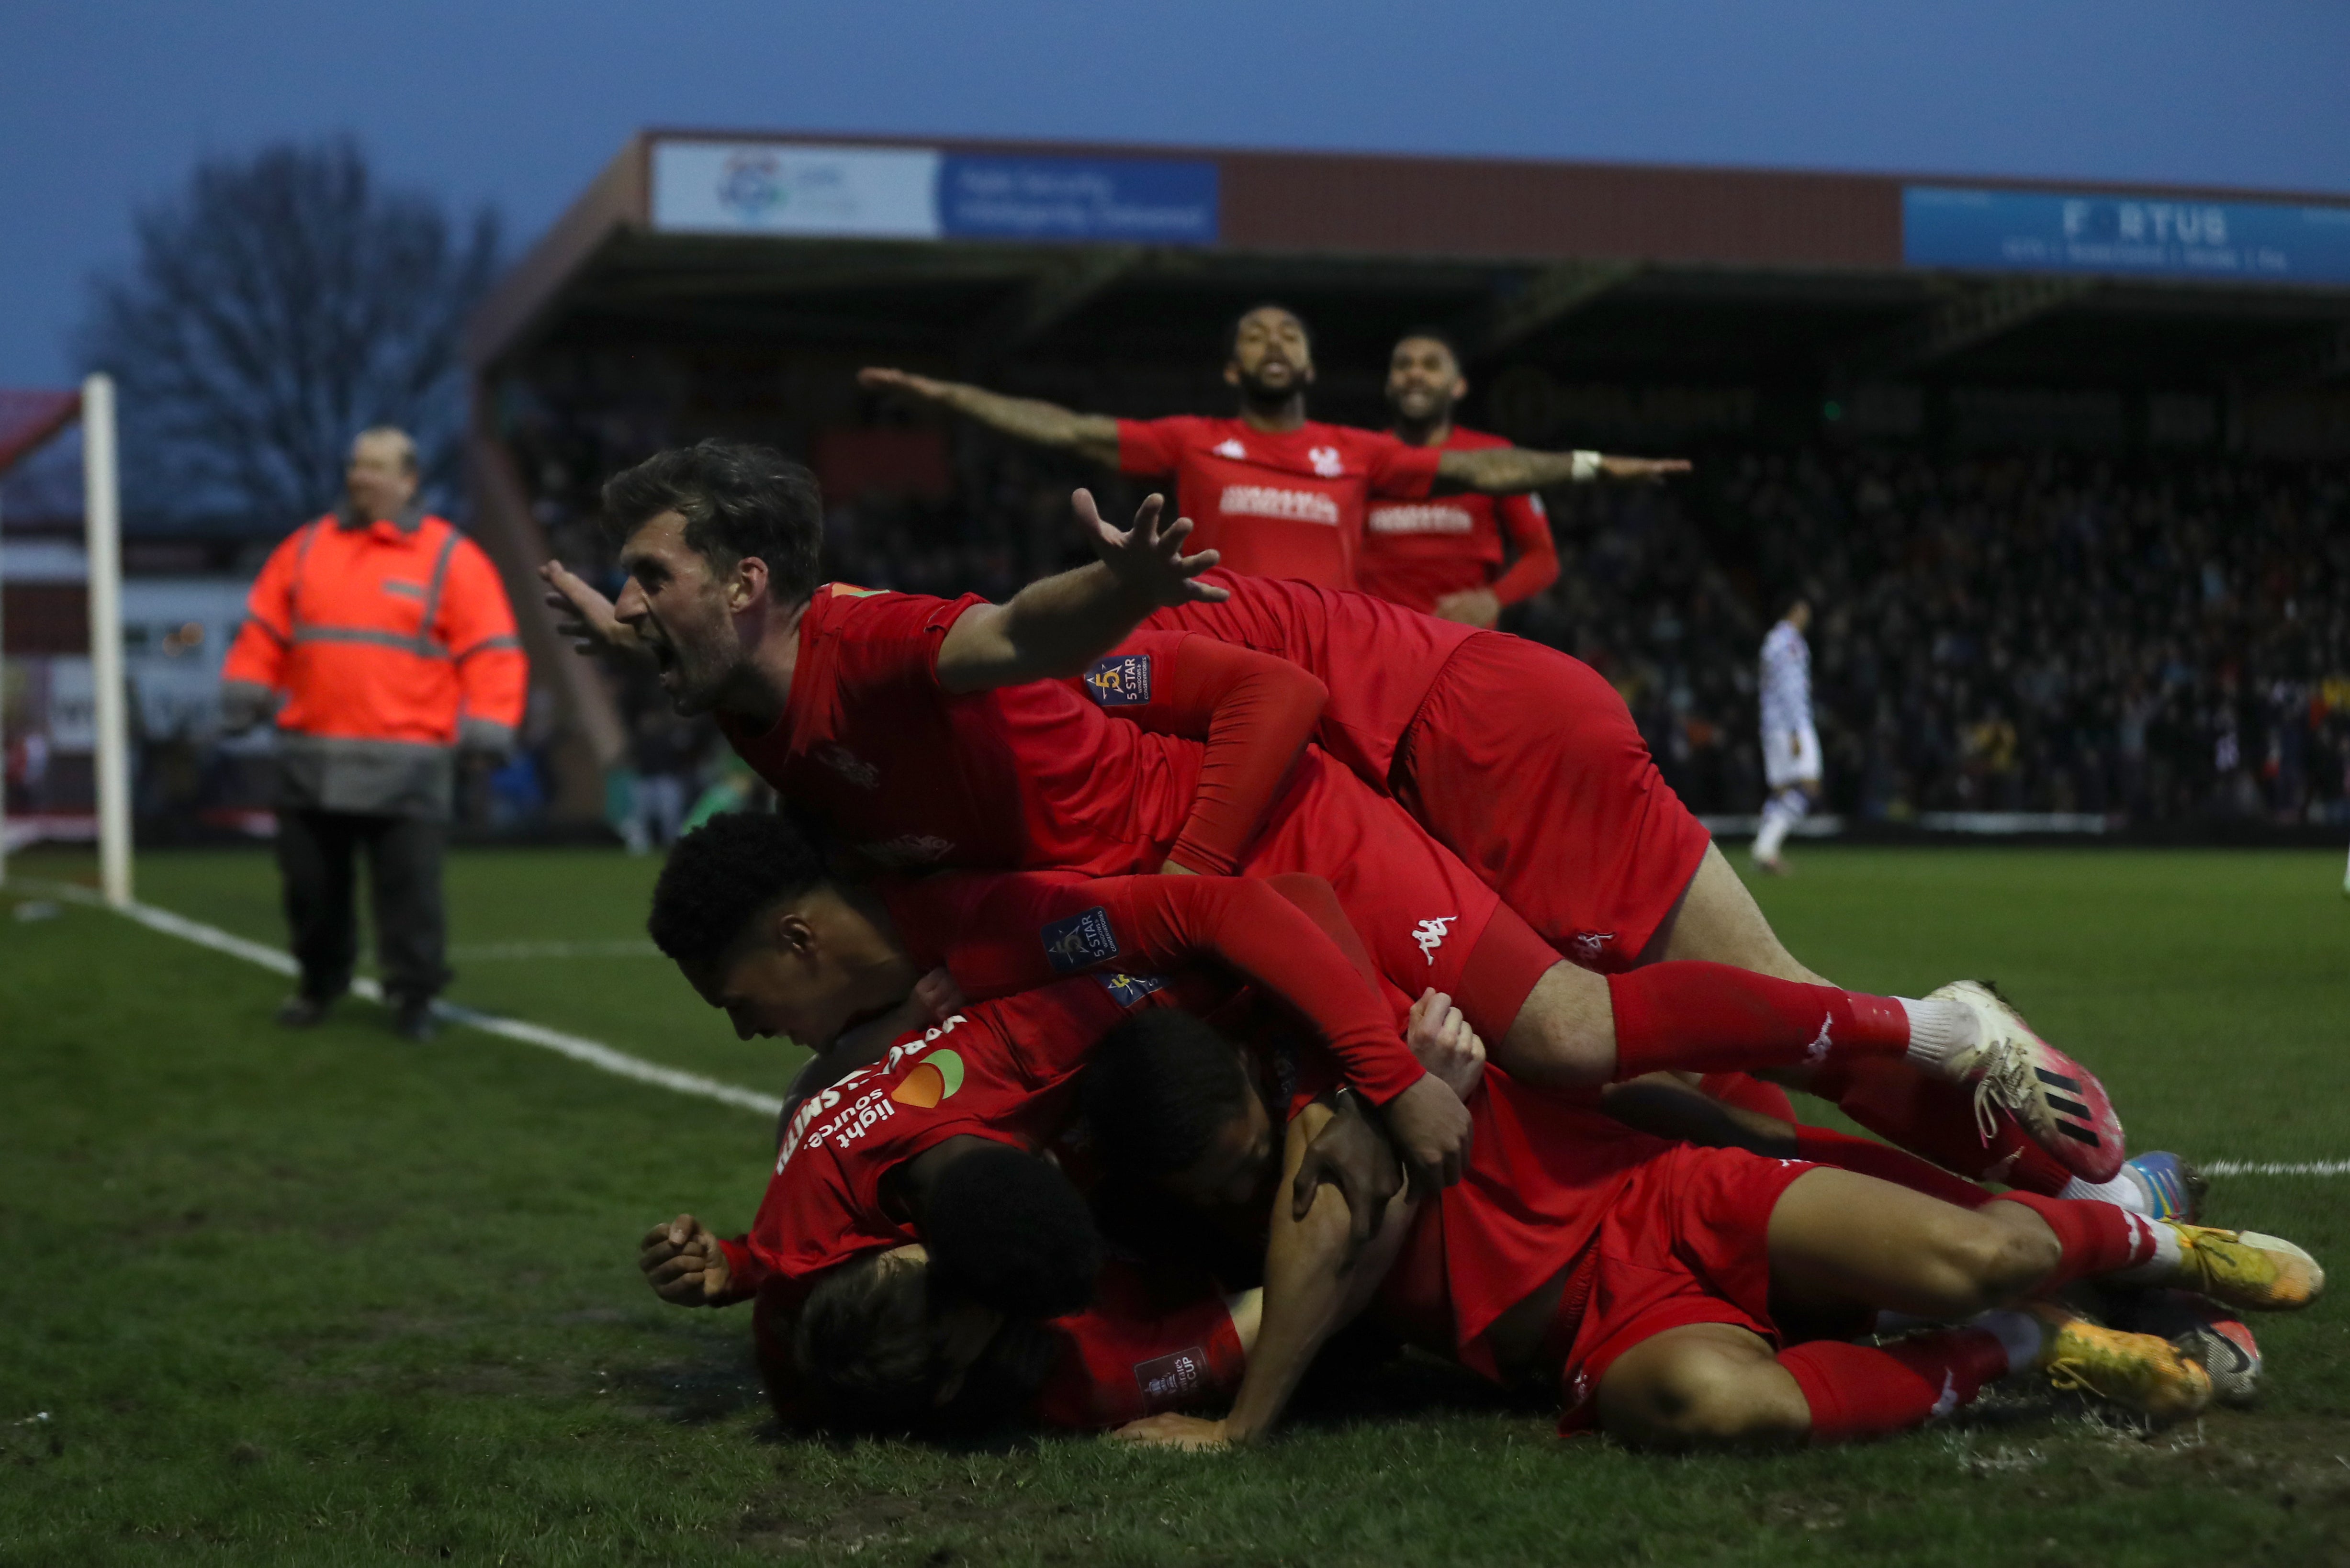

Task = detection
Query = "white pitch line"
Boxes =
[29,882,782,1119]
[16,882,2350,1169]
[448,939,662,961]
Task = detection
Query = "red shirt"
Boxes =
[1140,570,1479,786]
[729,974,1194,1301]
[1357,426,1559,615]
[882,870,1425,1103]
[720,585,1203,874]
[1117,416,1442,590]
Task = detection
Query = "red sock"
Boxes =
[1990,1191,2160,1290]
[1791,1126,1994,1210]
[1778,1332,2009,1443]
[1698,1071,1798,1124]
[1809,1057,2072,1195]
[1608,963,1911,1078]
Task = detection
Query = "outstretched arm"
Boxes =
[1435,446,1691,495]
[860,367,1123,467]
[935,491,1226,693]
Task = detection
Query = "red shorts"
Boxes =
[1394,633,1714,974]
[1240,755,1559,1047]
[1552,1143,1820,1434]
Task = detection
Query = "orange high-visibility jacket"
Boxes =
[223,509,528,817]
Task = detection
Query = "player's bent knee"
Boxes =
[1598,1333,1808,1451]
[1500,963,1616,1088]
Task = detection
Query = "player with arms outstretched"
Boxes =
[861,304,1684,592]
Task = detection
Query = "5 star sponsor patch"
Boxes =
[1041,906,1120,972]
[1084,653,1154,706]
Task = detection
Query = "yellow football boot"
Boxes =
[2032,1305,2212,1423]
[2163,1225,2325,1313]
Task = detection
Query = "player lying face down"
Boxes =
[1079,1013,2325,1452]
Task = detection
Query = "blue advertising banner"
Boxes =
[1904,185,2350,286]
[939,155,1219,245]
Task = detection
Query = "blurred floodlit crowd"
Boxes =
[15,428,2346,842]
[503,412,2350,833]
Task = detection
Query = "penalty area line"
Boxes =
[28,880,782,1120]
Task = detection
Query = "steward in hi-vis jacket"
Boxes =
[222,426,527,1040]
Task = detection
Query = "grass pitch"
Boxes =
[2,844,2346,1566]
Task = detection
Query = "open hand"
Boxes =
[638,1213,733,1306]
[1111,1413,1231,1450]
[1074,490,1227,606]
[539,560,644,660]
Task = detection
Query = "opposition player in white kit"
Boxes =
[1753,598,1821,874]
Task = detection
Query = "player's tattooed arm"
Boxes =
[1116,1101,1416,1450]
[937,492,1226,693]
[857,368,1124,467]
[638,1213,747,1307]
[1432,446,1693,494]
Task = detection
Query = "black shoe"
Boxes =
[390,997,438,1043]
[276,994,335,1028]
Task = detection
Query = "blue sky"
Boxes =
[7,0,2349,388]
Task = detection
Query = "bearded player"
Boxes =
[542,443,2126,1185]
[1357,328,1560,626]
[860,304,1685,592]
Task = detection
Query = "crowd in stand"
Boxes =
[501,402,2350,829]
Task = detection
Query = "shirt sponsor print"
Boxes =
[1219,486,1341,526]
[1367,503,1476,536]
[1041,906,1121,972]
[1084,653,1154,706]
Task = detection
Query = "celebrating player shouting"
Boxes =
[546,441,2126,1183]
[859,304,1686,591]
[1357,329,1560,625]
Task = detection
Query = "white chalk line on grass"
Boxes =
[24,881,782,1120]
[17,881,2347,1172]
[448,939,662,961]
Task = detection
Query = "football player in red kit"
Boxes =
[1357,330,1561,625]
[859,305,1685,592]
[1093,602,2127,1183]
[1076,1014,2323,1450]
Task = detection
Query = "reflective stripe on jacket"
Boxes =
[223,509,528,818]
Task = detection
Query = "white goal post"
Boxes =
[0,373,131,904]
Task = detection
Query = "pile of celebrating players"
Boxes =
[548,388,2321,1454]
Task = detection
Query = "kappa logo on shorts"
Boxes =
[1569,930,1617,963]
[1413,915,1457,965]
[1093,970,1166,1006]
[1042,907,1121,973]
[1084,653,1153,706]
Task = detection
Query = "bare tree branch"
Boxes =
[78,136,502,528]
